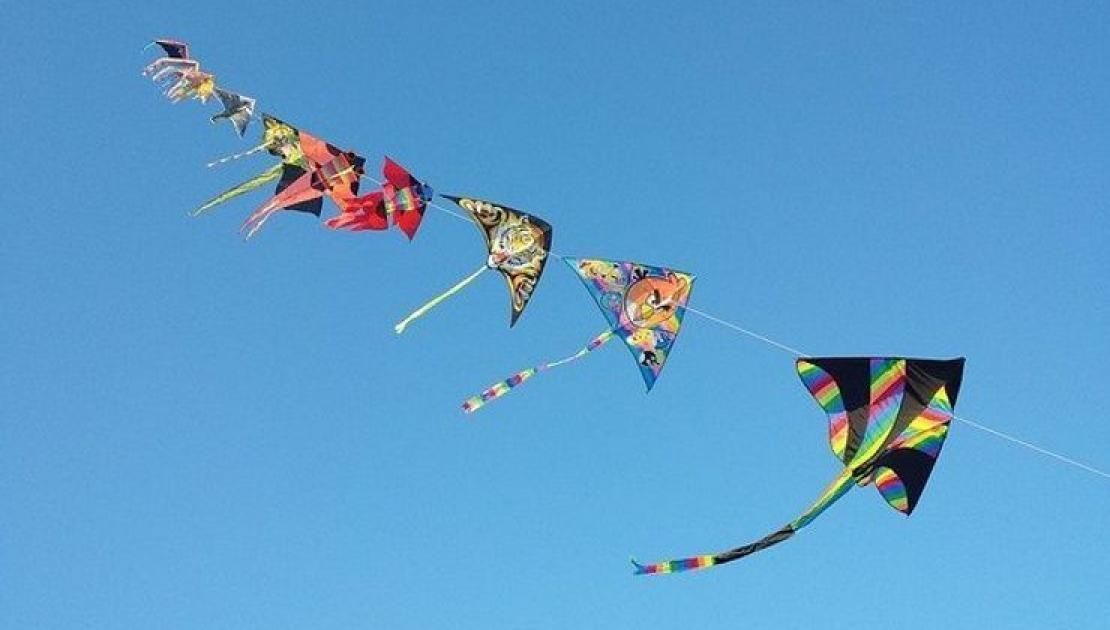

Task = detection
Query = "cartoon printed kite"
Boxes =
[462,258,694,412]
[633,356,965,575]
[394,196,552,333]
[325,157,434,240]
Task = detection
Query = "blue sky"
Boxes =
[2,1,1108,628]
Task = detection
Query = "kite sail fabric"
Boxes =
[210,87,257,137]
[394,196,552,334]
[325,157,434,239]
[240,131,366,239]
[461,258,694,413]
[193,114,307,216]
[634,356,965,575]
[142,39,216,103]
[568,258,694,391]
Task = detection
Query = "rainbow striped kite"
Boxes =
[634,356,965,575]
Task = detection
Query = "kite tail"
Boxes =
[394,266,488,334]
[632,468,855,576]
[192,164,283,216]
[462,330,615,413]
[206,142,269,168]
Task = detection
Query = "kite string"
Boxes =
[357,174,475,226]
[950,414,1110,479]
[683,304,1110,481]
[360,175,1110,480]
[683,306,807,357]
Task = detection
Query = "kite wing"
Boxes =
[150,39,189,59]
[444,195,552,326]
[239,164,322,238]
[867,358,965,514]
[298,131,342,167]
[565,257,694,390]
[295,131,364,205]
[210,88,256,137]
[326,191,387,231]
[635,356,964,575]
[273,164,324,216]
[322,153,365,207]
[148,58,198,83]
[382,157,433,240]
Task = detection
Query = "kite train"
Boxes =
[463,258,694,412]
[633,356,965,574]
[138,39,1003,578]
[394,196,552,334]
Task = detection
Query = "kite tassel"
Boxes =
[394,265,489,334]
[461,330,614,413]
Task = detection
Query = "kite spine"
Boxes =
[462,330,615,413]
[394,265,489,334]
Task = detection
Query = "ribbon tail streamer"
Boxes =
[633,468,855,575]
[394,265,489,334]
[462,330,615,413]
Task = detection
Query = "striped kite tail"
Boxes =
[632,526,796,577]
[461,330,614,414]
[631,555,716,575]
[633,468,855,576]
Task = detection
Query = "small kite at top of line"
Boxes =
[632,356,965,575]
[142,39,257,137]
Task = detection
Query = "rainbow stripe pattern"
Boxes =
[632,555,716,575]
[462,330,615,413]
[797,360,849,459]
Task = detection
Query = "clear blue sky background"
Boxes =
[2,2,1108,628]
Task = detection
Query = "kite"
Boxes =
[210,87,257,137]
[632,356,965,575]
[142,39,216,103]
[240,131,366,239]
[192,114,307,216]
[325,157,434,240]
[462,258,694,413]
[394,196,552,333]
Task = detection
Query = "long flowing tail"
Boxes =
[462,330,615,413]
[192,164,283,216]
[206,142,269,168]
[394,266,488,334]
[632,468,855,575]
